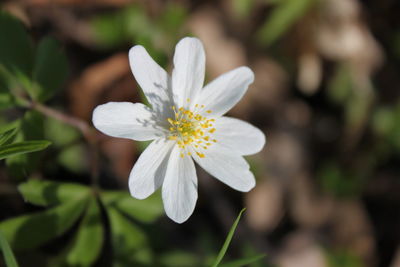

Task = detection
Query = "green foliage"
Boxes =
[18,179,90,207]
[0,127,18,146]
[327,64,353,104]
[159,251,199,267]
[30,37,68,102]
[212,208,248,267]
[257,0,318,46]
[318,163,364,198]
[44,117,87,173]
[219,254,266,267]
[0,231,19,267]
[91,3,187,63]
[108,207,152,265]
[0,140,51,160]
[0,11,34,77]
[0,11,68,107]
[66,197,104,267]
[5,111,47,178]
[0,197,88,250]
[57,144,87,173]
[231,0,256,19]
[372,103,400,151]
[1,177,166,265]
[102,190,163,223]
[325,249,363,267]
[44,117,80,147]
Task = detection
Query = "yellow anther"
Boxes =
[180,153,184,158]
[196,152,205,158]
[187,98,191,102]
[166,104,217,157]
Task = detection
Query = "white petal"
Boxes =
[162,145,198,223]
[214,117,265,155]
[172,37,205,108]
[129,45,172,114]
[191,144,255,192]
[196,67,254,117]
[92,102,164,141]
[129,139,175,199]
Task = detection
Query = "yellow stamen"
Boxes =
[166,104,217,158]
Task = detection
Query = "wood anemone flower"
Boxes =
[92,37,266,223]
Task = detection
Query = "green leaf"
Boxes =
[211,208,246,267]
[5,112,45,178]
[57,144,87,173]
[159,251,199,267]
[0,140,51,160]
[0,75,15,110]
[219,254,266,267]
[66,197,103,267]
[18,180,90,207]
[230,0,255,19]
[0,11,34,76]
[108,207,152,265]
[44,117,79,147]
[102,191,163,223]
[0,127,18,146]
[0,197,88,250]
[257,0,317,46]
[31,37,68,102]
[0,231,19,267]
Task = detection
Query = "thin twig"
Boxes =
[30,101,95,143]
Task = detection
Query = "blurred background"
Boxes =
[0,0,400,266]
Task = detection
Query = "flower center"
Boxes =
[167,101,217,158]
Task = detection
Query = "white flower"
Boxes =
[92,37,266,223]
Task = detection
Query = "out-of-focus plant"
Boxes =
[0,230,19,267]
[91,2,187,60]
[325,249,363,267]
[0,11,66,178]
[0,179,163,266]
[0,124,50,160]
[211,209,266,267]
[257,0,318,46]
